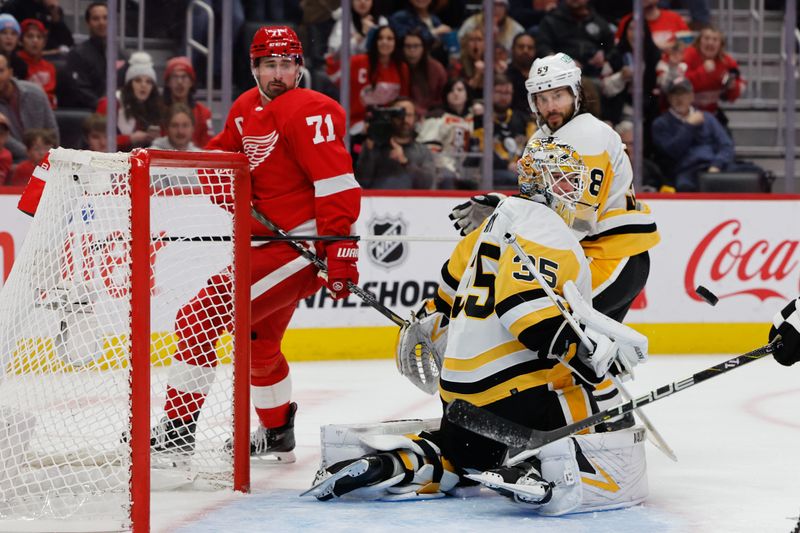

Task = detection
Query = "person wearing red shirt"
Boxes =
[16,26,361,464]
[348,25,409,136]
[162,56,213,149]
[615,0,689,51]
[16,18,56,108]
[9,127,54,186]
[683,26,744,127]
[155,26,361,461]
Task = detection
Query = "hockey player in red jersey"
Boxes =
[15,27,359,462]
[153,26,361,461]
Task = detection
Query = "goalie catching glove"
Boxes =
[448,193,506,236]
[770,296,800,366]
[323,241,359,299]
[396,299,448,395]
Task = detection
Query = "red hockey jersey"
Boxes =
[207,87,361,237]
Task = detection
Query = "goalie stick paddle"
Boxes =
[445,337,781,450]
[249,206,408,327]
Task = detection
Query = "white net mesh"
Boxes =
[0,149,246,530]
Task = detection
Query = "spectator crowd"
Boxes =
[0,0,766,192]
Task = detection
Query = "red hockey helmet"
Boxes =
[250,26,304,66]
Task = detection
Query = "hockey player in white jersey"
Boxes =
[450,53,659,425]
[304,140,649,515]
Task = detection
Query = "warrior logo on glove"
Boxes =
[325,241,359,299]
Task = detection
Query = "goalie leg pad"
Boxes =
[530,425,648,516]
[310,420,458,501]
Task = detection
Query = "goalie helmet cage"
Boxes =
[0,148,251,532]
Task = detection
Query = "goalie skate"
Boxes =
[302,458,371,500]
[466,462,553,504]
[302,455,401,501]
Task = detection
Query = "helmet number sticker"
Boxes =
[537,66,549,75]
[306,114,336,144]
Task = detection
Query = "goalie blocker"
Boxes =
[304,418,647,515]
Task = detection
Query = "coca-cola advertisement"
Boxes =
[0,191,797,355]
[627,198,799,324]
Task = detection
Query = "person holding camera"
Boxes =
[683,26,744,129]
[355,96,434,189]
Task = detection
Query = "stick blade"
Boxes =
[445,399,532,449]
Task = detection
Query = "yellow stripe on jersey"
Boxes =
[439,367,555,406]
[588,256,626,293]
[507,305,562,339]
[439,222,486,301]
[495,235,581,325]
[442,340,527,372]
[581,202,660,260]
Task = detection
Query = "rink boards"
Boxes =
[0,190,797,359]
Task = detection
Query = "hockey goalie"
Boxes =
[304,139,649,516]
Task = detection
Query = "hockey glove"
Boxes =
[577,327,620,380]
[770,296,800,366]
[448,193,506,236]
[396,299,448,394]
[324,241,359,299]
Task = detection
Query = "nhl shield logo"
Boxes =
[367,216,408,269]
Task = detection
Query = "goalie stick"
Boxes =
[503,233,677,462]
[445,337,781,450]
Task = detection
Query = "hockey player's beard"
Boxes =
[545,111,570,131]
[265,81,288,99]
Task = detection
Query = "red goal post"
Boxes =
[0,148,250,532]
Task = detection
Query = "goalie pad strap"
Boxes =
[411,433,444,487]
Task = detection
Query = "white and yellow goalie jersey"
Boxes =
[436,196,592,407]
[531,113,660,262]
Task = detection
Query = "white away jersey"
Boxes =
[437,197,592,406]
[532,113,659,260]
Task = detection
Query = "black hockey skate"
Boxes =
[302,454,399,501]
[466,460,553,505]
[226,402,297,463]
[150,416,197,455]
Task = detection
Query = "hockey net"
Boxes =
[0,148,250,531]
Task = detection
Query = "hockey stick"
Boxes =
[249,207,447,392]
[249,206,406,327]
[503,233,677,461]
[146,234,459,243]
[445,337,781,450]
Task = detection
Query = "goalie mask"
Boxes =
[525,53,582,128]
[517,138,591,229]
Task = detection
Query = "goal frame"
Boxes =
[129,149,251,531]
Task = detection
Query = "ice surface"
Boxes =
[148,354,800,533]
